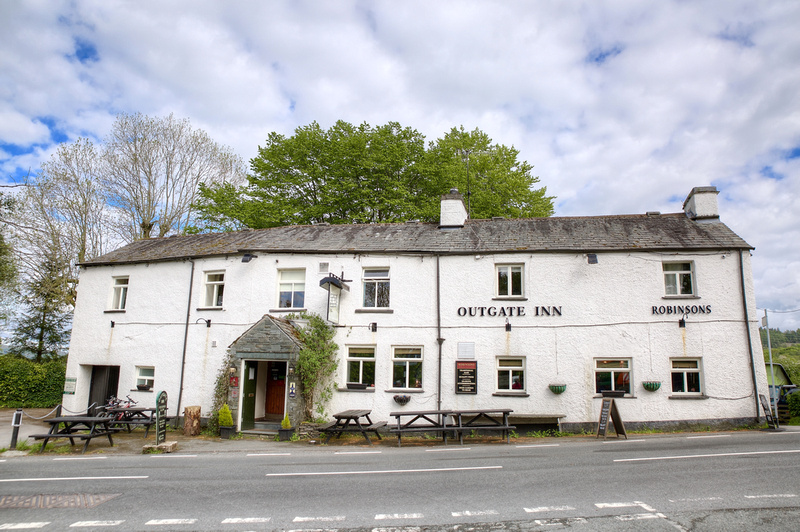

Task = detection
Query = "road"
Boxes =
[2,430,800,530]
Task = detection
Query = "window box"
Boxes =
[548,384,567,394]
[601,390,626,398]
[642,381,662,392]
[137,384,152,391]
[393,394,411,406]
[346,382,368,390]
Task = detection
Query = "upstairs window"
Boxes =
[278,270,305,308]
[663,262,694,296]
[595,359,631,394]
[110,276,129,310]
[496,264,523,297]
[204,272,225,308]
[392,347,423,389]
[363,268,390,308]
[347,347,375,386]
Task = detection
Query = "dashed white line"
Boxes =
[615,449,800,462]
[293,516,346,522]
[54,456,107,461]
[0,476,147,483]
[0,524,50,530]
[602,439,646,444]
[425,447,470,452]
[247,452,290,457]
[221,518,271,524]
[669,497,723,502]
[525,506,576,513]
[335,450,381,455]
[70,521,124,527]
[452,510,499,517]
[516,444,559,448]
[617,513,662,521]
[686,434,731,439]
[145,519,197,525]
[744,494,797,499]
[375,513,423,520]
[148,454,197,458]
[266,465,502,477]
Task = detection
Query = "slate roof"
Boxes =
[83,213,752,266]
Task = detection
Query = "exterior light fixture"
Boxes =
[287,364,295,376]
[679,314,687,328]
[196,318,211,327]
[110,320,115,328]
[505,319,512,332]
[241,253,258,263]
[370,322,378,332]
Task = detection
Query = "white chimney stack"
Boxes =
[683,186,720,223]
[440,188,468,228]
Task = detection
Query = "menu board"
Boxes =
[456,361,478,394]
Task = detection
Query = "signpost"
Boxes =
[156,390,168,445]
[455,361,478,394]
[596,397,627,439]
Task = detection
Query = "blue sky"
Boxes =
[1,0,799,329]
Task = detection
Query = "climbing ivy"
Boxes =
[207,350,236,435]
[292,313,338,420]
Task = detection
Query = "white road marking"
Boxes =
[149,454,197,458]
[0,524,50,530]
[614,449,800,462]
[534,517,587,525]
[602,439,646,444]
[596,502,639,508]
[375,513,423,520]
[293,516,346,522]
[516,444,559,448]
[266,465,502,477]
[452,510,499,517]
[145,519,198,525]
[70,521,124,527]
[335,451,381,455]
[54,457,107,461]
[0,476,147,483]
[221,517,271,524]
[669,497,723,502]
[525,506,576,513]
[744,494,797,499]
[686,435,730,439]
[617,513,661,521]
[247,453,290,457]
[426,447,470,452]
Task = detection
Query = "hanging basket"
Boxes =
[642,381,662,392]
[548,384,567,394]
[393,395,411,406]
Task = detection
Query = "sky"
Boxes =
[1,0,799,330]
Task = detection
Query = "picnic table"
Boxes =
[318,409,386,445]
[389,409,456,446]
[104,406,158,437]
[450,408,515,444]
[30,416,118,454]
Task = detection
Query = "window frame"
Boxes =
[671,358,703,395]
[110,276,129,310]
[362,268,390,308]
[203,271,225,308]
[392,346,423,389]
[277,269,306,309]
[135,366,154,389]
[594,358,632,395]
[663,262,695,297]
[496,264,524,298]
[496,357,526,392]
[346,346,376,387]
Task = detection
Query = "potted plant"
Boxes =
[642,381,662,392]
[548,383,567,394]
[278,413,294,441]
[218,403,235,439]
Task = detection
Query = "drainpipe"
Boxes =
[738,250,760,419]
[175,259,196,427]
[436,255,444,412]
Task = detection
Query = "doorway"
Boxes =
[263,361,287,421]
[88,365,119,414]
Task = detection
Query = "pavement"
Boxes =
[2,407,798,457]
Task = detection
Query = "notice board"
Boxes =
[456,361,478,394]
[596,398,627,439]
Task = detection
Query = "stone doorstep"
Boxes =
[142,441,178,454]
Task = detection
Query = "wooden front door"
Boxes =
[265,361,286,416]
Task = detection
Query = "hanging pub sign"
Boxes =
[320,274,350,325]
[456,360,478,394]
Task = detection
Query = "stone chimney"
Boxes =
[683,186,720,223]
[440,188,468,228]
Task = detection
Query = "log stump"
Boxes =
[183,406,201,436]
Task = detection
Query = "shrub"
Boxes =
[788,391,800,419]
[218,404,233,427]
[0,356,65,407]
[281,414,291,429]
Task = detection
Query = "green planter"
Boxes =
[548,384,567,394]
[642,381,662,392]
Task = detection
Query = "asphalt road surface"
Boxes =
[2,429,800,531]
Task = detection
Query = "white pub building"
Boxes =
[62,186,768,432]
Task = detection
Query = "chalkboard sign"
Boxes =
[456,361,478,394]
[156,390,168,445]
[596,398,627,439]
[759,394,778,429]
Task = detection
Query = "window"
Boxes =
[392,347,422,389]
[278,270,305,308]
[663,262,694,296]
[671,359,702,394]
[595,359,631,394]
[136,366,154,389]
[203,272,225,307]
[363,268,390,308]
[110,276,129,310]
[347,347,375,386]
[497,358,525,391]
[496,264,523,297]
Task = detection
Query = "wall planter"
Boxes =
[346,382,368,390]
[642,381,662,392]
[278,428,295,441]
[393,394,411,406]
[548,384,567,394]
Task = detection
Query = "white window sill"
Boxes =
[104,309,126,313]
[493,391,530,397]
[662,295,700,300]
[355,308,394,314]
[269,308,307,313]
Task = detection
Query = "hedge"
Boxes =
[789,391,800,419]
[0,356,66,408]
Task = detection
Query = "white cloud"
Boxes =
[1,0,799,328]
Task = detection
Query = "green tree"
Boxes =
[194,121,554,230]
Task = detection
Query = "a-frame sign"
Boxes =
[596,397,627,439]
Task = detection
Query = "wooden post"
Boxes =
[183,406,202,436]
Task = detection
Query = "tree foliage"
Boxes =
[0,356,66,408]
[194,121,554,230]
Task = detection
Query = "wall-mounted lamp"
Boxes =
[587,253,598,264]
[369,322,378,332]
[678,314,687,328]
[505,319,512,332]
[228,365,237,374]
[196,318,212,327]
[110,320,115,328]
[287,364,295,376]
[241,253,258,263]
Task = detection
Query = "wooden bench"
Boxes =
[389,410,456,447]
[318,410,384,445]
[31,415,120,454]
[451,409,515,444]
